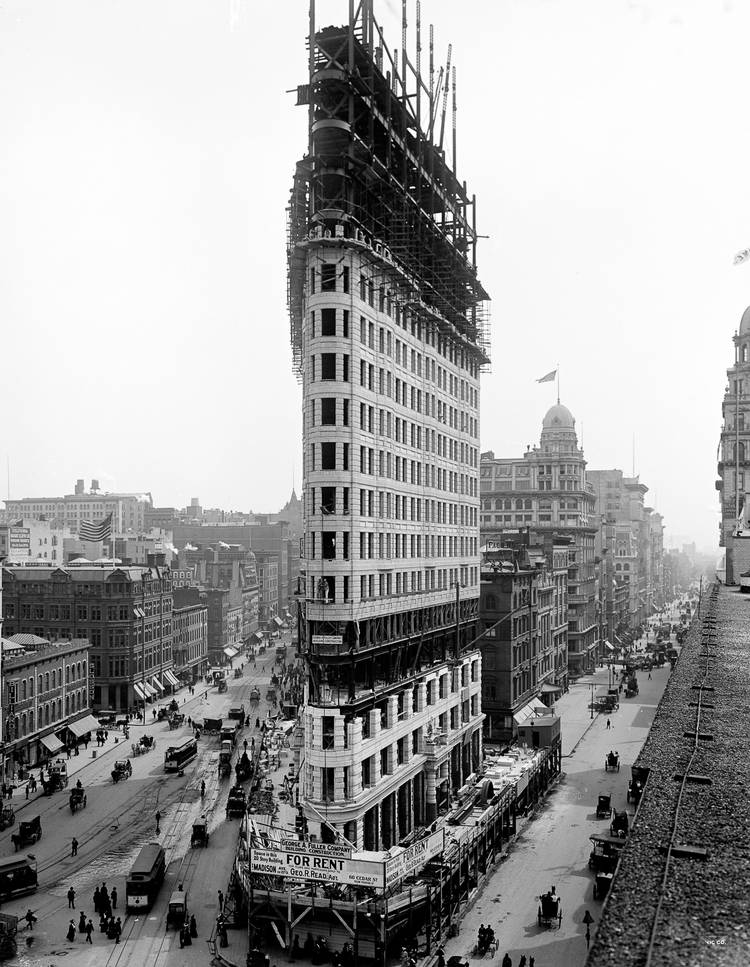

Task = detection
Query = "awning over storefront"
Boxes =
[164,670,180,688]
[68,714,101,738]
[134,682,147,700]
[540,682,561,695]
[223,646,239,659]
[151,676,165,692]
[272,616,283,628]
[40,733,64,754]
[143,682,157,697]
[604,641,615,652]
[250,631,263,641]
[513,698,548,727]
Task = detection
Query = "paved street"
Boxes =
[0,638,290,967]
[439,655,673,967]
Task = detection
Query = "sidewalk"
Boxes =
[556,664,617,757]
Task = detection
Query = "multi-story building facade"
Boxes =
[171,587,208,684]
[717,307,750,584]
[480,404,598,678]
[5,479,152,536]
[288,8,489,849]
[0,518,74,564]
[1,557,176,710]
[255,553,279,626]
[1,636,93,779]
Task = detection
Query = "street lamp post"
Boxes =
[589,682,594,720]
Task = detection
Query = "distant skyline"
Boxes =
[2,0,747,556]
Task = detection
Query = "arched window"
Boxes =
[21,713,26,737]
[494,499,502,510]
[45,673,49,692]
[65,696,70,715]
[14,716,19,738]
[485,593,497,611]
[38,675,42,695]
[524,499,532,510]
[21,680,27,701]
[515,499,523,510]
[82,661,86,678]
[28,710,34,732]
[44,705,50,726]
[29,677,34,697]
[52,670,56,689]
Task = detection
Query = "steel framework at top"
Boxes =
[288,0,490,378]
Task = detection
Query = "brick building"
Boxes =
[171,587,208,684]
[1,557,177,711]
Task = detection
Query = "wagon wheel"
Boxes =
[558,910,563,927]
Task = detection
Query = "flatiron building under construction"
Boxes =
[288,0,490,852]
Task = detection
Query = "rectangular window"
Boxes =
[321,487,336,514]
[342,267,350,293]
[343,443,349,470]
[343,399,349,426]
[321,398,336,425]
[321,353,336,380]
[322,532,337,559]
[342,354,349,381]
[321,307,336,335]
[342,310,349,338]
[321,442,336,470]
[321,263,336,291]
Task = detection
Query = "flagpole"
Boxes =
[557,363,560,405]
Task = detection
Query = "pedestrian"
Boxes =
[111,886,117,909]
[529,959,535,967]
[201,779,206,798]
[255,717,260,729]
[68,886,76,909]
[71,837,79,856]
[218,889,224,910]
[115,917,122,943]
[502,955,512,967]
[518,957,526,967]
[190,914,198,938]
[99,912,108,934]
[243,739,248,752]
[179,925,185,948]
[93,886,100,913]
[79,911,87,934]
[606,718,611,730]
[188,717,192,728]
[648,672,652,680]
[107,918,116,940]
[100,883,109,908]
[156,810,161,834]
[66,746,72,761]
[25,782,29,801]
[85,919,94,944]
[67,920,77,942]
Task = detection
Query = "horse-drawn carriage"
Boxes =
[168,714,184,730]
[266,687,276,703]
[217,680,228,693]
[191,817,209,848]
[588,834,625,874]
[234,668,242,679]
[111,760,132,783]
[596,794,612,819]
[219,742,233,779]
[41,767,68,796]
[249,687,260,703]
[166,890,188,931]
[604,751,620,772]
[132,735,155,756]
[610,808,629,838]
[0,806,15,831]
[11,817,41,852]
[537,891,562,929]
[226,786,247,818]
[69,786,87,813]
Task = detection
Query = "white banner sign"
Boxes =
[311,635,343,645]
[279,839,352,859]
[385,829,445,886]
[250,847,384,888]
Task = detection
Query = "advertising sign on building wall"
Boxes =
[385,829,445,887]
[249,846,385,889]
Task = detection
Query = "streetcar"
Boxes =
[0,855,37,901]
[125,843,166,910]
[164,737,198,772]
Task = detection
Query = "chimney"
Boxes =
[155,552,166,567]
[75,479,84,495]
[147,553,156,567]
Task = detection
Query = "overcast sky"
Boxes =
[2,0,748,553]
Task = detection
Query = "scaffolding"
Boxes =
[287,0,490,381]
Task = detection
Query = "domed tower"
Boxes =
[540,403,579,455]
[717,306,750,583]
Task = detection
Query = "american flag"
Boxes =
[734,249,750,265]
[79,513,113,542]
[536,369,557,383]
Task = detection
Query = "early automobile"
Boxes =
[112,760,133,783]
[249,687,260,703]
[166,890,188,930]
[588,834,626,875]
[596,794,612,819]
[228,706,245,722]
[219,742,233,779]
[69,786,87,813]
[11,817,42,852]
[235,753,252,784]
[610,808,629,838]
[604,751,620,772]
[191,818,209,848]
[217,680,228,694]
[537,890,562,929]
[593,871,613,901]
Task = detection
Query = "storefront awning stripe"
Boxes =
[272,616,284,628]
[151,676,165,692]
[68,714,101,738]
[133,682,147,700]
[223,646,239,658]
[143,682,157,697]
[40,733,64,754]
[164,670,180,687]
